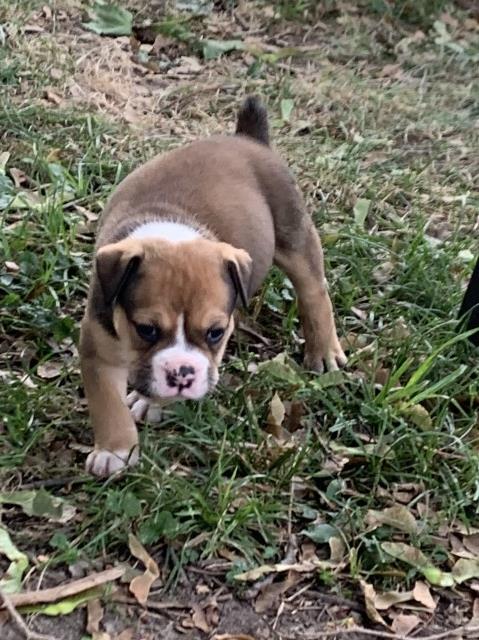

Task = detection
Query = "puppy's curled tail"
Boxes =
[235,96,270,146]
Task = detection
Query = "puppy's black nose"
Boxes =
[179,365,195,378]
[166,366,196,390]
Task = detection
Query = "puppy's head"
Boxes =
[95,237,252,401]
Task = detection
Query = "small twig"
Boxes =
[237,321,271,345]
[278,623,479,640]
[0,589,55,640]
[304,589,364,613]
[112,594,188,612]
[2,567,125,608]
[21,475,86,490]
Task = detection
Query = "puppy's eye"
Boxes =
[135,323,161,344]
[206,327,225,345]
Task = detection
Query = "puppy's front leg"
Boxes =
[275,223,347,373]
[81,356,139,477]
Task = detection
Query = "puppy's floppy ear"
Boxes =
[219,244,253,309]
[96,240,143,306]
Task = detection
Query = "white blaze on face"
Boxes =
[151,314,212,400]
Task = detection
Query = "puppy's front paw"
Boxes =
[86,446,139,477]
[127,391,150,422]
[127,391,164,423]
[304,338,348,373]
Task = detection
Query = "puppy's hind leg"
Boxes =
[275,222,346,373]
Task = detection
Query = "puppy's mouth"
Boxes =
[131,366,219,401]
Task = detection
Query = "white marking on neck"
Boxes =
[130,220,200,243]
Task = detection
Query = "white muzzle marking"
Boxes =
[150,314,211,400]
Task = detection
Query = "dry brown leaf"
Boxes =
[73,204,99,222]
[351,306,367,320]
[44,88,62,105]
[169,56,202,75]
[391,612,421,635]
[372,260,394,284]
[213,635,256,640]
[151,34,178,54]
[196,584,210,595]
[284,400,304,432]
[464,18,479,30]
[235,558,335,582]
[464,533,479,556]
[191,603,210,633]
[300,543,320,564]
[450,534,475,559]
[266,392,288,440]
[205,601,219,628]
[374,590,413,610]
[9,168,28,188]
[254,570,300,613]
[412,581,436,610]
[3,567,125,608]
[452,558,479,583]
[374,367,390,386]
[117,630,134,640]
[360,580,388,627]
[472,598,479,622]
[20,373,37,389]
[128,533,160,606]
[87,598,104,633]
[328,536,345,565]
[37,361,63,379]
[379,63,403,78]
[365,504,418,535]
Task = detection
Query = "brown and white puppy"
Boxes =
[80,97,347,477]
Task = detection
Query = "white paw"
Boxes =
[127,391,163,423]
[86,447,139,477]
[304,341,348,373]
[127,391,150,422]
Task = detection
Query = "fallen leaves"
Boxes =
[128,534,160,605]
[183,598,219,634]
[413,581,436,610]
[266,392,290,441]
[0,489,76,523]
[361,579,436,632]
[382,542,454,587]
[391,613,421,635]
[365,505,418,535]
[254,570,301,614]
[86,598,104,634]
[37,361,63,380]
[83,2,133,36]
[452,559,479,584]
[360,580,387,627]
[0,528,29,594]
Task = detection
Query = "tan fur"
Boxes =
[80,113,346,476]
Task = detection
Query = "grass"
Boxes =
[1,0,479,632]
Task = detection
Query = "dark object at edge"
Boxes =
[458,256,479,346]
